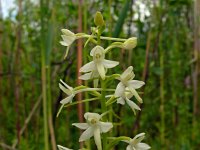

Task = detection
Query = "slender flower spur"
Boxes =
[115,66,145,103]
[72,112,113,150]
[122,133,151,150]
[79,45,119,80]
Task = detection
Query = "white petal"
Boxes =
[79,127,94,142]
[61,35,75,46]
[90,46,105,56]
[114,82,125,97]
[99,122,113,133]
[61,29,75,36]
[84,112,101,121]
[60,95,74,104]
[59,83,71,95]
[96,62,105,80]
[128,87,143,103]
[79,72,92,80]
[126,145,133,150]
[57,145,73,150]
[60,41,69,46]
[72,123,89,129]
[102,59,119,68]
[121,66,134,80]
[133,133,145,139]
[94,127,102,150]
[127,80,145,89]
[117,97,125,105]
[136,143,151,150]
[132,133,145,144]
[79,61,95,72]
[125,98,141,114]
[60,79,73,91]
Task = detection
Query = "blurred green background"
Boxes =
[0,0,200,149]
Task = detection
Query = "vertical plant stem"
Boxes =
[14,0,22,143]
[108,1,114,133]
[192,0,200,139]
[40,0,49,149]
[77,0,84,148]
[83,0,89,112]
[0,0,2,113]
[100,79,107,150]
[46,1,56,149]
[159,35,165,145]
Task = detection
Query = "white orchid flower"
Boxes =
[115,66,145,103]
[57,145,73,150]
[59,80,100,105]
[59,79,75,104]
[72,112,113,150]
[122,133,151,150]
[79,46,119,80]
[60,29,77,58]
[115,87,141,114]
[60,29,76,47]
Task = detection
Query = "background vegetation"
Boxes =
[0,0,200,149]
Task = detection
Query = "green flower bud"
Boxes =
[94,11,105,26]
[123,37,137,50]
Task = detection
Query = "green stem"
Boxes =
[100,79,107,149]
[65,97,99,108]
[76,34,127,42]
[40,0,49,149]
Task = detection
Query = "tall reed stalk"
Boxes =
[40,0,49,149]
[0,0,2,112]
[159,35,165,145]
[192,0,200,139]
[14,0,22,144]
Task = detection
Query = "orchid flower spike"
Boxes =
[122,133,151,150]
[115,66,145,103]
[79,46,119,81]
[72,112,113,150]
